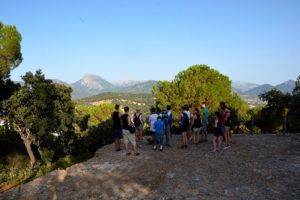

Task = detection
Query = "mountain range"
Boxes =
[36,74,297,100]
[54,74,157,99]
[232,80,296,96]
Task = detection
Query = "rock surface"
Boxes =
[1,134,300,200]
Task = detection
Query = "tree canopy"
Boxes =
[0,22,22,79]
[153,64,248,120]
[4,70,75,164]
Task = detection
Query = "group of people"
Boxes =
[111,101,232,156]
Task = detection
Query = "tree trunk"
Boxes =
[24,140,36,165]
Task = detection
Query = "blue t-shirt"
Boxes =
[154,119,165,134]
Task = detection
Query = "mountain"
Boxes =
[70,74,157,99]
[118,80,157,93]
[241,80,295,97]
[111,80,144,87]
[71,74,115,99]
[275,80,295,93]
[232,81,259,93]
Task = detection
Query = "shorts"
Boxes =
[225,126,230,133]
[192,128,201,134]
[200,123,207,133]
[113,129,122,139]
[214,125,224,137]
[123,129,136,145]
[135,125,143,131]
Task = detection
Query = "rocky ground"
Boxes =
[1,134,300,200]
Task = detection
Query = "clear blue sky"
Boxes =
[1,0,299,84]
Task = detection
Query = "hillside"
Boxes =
[2,134,299,199]
[76,92,155,114]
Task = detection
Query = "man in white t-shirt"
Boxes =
[148,107,158,144]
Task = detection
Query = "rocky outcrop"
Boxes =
[2,134,300,199]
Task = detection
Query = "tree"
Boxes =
[0,22,22,79]
[257,89,292,133]
[153,64,248,122]
[293,74,300,95]
[4,70,75,165]
[0,22,22,106]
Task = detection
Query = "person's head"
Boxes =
[157,115,162,120]
[166,105,171,111]
[136,108,141,113]
[220,102,226,109]
[194,107,200,114]
[156,107,161,114]
[215,111,220,118]
[115,104,120,111]
[124,106,129,113]
[184,104,189,111]
[150,107,156,114]
[201,102,206,109]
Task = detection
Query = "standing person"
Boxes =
[121,106,139,156]
[180,105,190,149]
[153,115,165,151]
[219,102,230,149]
[165,105,173,147]
[148,107,158,144]
[192,107,202,144]
[112,104,122,151]
[213,112,222,152]
[134,108,144,146]
[200,102,210,142]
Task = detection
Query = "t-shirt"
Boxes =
[154,119,165,134]
[202,107,209,125]
[149,113,158,132]
[112,111,122,129]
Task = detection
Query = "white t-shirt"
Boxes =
[149,113,158,132]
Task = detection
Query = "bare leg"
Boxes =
[213,136,217,152]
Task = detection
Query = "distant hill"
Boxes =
[275,80,295,93]
[232,81,259,93]
[241,81,295,97]
[71,74,157,99]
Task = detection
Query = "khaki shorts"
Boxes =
[123,129,136,145]
[192,128,201,134]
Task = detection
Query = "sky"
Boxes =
[1,0,299,85]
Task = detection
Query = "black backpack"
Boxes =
[134,113,142,127]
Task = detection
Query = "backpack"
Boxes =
[134,113,142,127]
[180,112,189,130]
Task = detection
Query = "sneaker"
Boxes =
[116,148,122,151]
[153,146,157,151]
[223,146,229,150]
[126,152,131,156]
[159,146,163,151]
[134,152,140,156]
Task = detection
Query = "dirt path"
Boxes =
[1,134,300,200]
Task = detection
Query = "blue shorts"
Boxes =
[113,129,123,139]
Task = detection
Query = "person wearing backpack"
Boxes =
[121,106,140,156]
[165,105,173,147]
[200,102,209,142]
[219,102,231,149]
[153,115,165,151]
[191,107,202,144]
[180,105,190,149]
[134,108,144,146]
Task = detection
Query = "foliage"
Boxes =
[153,64,249,126]
[76,92,154,115]
[0,22,22,79]
[75,103,114,126]
[3,70,75,164]
[255,76,300,133]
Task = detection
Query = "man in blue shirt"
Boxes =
[153,115,165,151]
